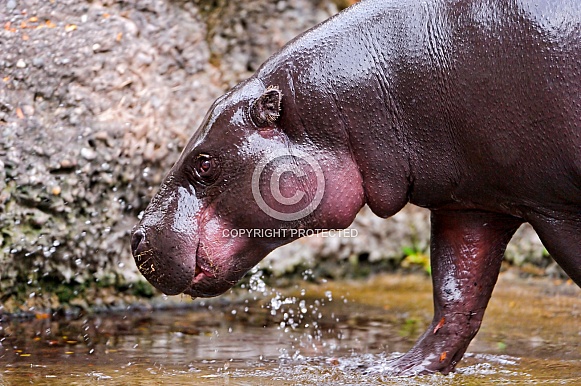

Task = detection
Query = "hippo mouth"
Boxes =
[192,242,216,282]
[183,236,266,298]
[182,241,229,298]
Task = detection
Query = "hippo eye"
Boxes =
[194,154,219,183]
[200,158,211,173]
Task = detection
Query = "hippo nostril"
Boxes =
[131,228,145,254]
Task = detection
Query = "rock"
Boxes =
[80,147,97,160]
[7,0,17,11]
[0,0,338,310]
[21,104,34,116]
[32,57,44,68]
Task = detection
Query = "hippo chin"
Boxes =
[132,0,581,376]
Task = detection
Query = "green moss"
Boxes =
[55,284,78,304]
[130,280,155,298]
[0,272,159,314]
[401,245,431,275]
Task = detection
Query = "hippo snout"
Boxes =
[130,226,196,296]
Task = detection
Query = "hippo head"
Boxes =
[131,77,365,298]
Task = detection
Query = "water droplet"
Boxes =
[325,291,333,301]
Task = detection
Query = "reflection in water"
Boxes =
[1,271,581,385]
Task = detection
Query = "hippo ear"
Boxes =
[250,86,282,128]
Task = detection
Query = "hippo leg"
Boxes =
[528,213,581,286]
[382,210,522,375]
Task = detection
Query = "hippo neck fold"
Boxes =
[255,0,434,217]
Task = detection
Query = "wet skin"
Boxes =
[131,0,581,376]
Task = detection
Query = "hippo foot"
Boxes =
[366,355,452,377]
[367,355,455,377]
[365,321,473,376]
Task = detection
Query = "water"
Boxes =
[1,271,581,385]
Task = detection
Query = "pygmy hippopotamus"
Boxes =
[131,0,581,375]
